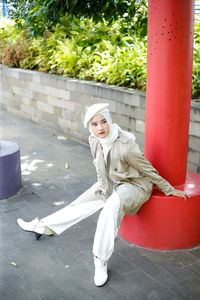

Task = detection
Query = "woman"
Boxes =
[17,103,188,287]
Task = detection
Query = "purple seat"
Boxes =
[0,140,22,199]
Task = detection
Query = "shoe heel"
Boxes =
[35,233,42,240]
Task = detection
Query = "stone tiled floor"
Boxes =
[1,110,200,300]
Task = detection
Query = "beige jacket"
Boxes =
[89,130,175,224]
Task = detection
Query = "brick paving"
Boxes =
[0,109,200,300]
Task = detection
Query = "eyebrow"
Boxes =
[91,118,106,125]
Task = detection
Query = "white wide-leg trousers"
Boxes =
[40,191,120,261]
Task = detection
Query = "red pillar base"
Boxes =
[119,171,200,250]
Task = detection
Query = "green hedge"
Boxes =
[0,15,200,98]
[193,18,200,99]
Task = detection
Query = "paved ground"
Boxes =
[1,109,200,300]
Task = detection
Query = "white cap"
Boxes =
[83,103,109,128]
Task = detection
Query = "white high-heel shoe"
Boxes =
[94,256,108,287]
[17,218,45,240]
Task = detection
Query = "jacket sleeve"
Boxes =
[124,143,175,196]
[88,136,100,180]
[88,136,109,199]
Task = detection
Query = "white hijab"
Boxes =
[89,110,135,164]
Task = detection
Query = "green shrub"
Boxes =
[49,16,147,89]
[192,18,200,99]
[5,0,148,37]
[76,36,147,89]
[0,19,37,69]
[0,15,200,98]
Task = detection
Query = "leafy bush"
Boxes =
[192,17,200,99]
[0,15,146,89]
[0,19,36,68]
[0,15,200,98]
[5,0,147,37]
[76,36,146,89]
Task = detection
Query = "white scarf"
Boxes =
[99,123,119,164]
[99,123,136,165]
[89,111,136,164]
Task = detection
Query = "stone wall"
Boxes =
[189,102,200,173]
[0,65,200,173]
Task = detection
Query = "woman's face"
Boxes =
[89,114,110,138]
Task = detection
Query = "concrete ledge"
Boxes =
[0,65,200,173]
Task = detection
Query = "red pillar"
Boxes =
[145,0,194,186]
[119,0,200,249]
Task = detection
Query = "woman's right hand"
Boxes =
[171,189,190,200]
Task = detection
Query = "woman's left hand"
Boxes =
[171,189,190,200]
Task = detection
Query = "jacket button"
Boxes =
[114,168,118,172]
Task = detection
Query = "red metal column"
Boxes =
[119,0,200,249]
[145,0,194,186]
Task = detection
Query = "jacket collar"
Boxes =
[89,129,129,144]
[116,130,129,144]
[89,129,129,157]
